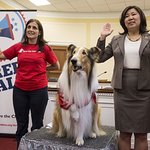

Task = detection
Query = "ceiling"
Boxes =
[3,0,150,13]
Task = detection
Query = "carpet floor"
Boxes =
[0,137,17,150]
[0,136,135,150]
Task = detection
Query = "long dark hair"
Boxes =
[21,19,47,51]
[119,6,148,34]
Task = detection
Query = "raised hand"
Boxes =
[100,23,113,40]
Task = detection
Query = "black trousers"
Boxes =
[13,86,48,145]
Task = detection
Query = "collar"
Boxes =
[58,91,96,110]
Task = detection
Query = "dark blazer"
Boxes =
[96,33,150,90]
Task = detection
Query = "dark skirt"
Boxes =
[114,69,150,133]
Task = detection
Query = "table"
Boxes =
[18,126,118,150]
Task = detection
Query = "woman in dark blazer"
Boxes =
[97,6,150,150]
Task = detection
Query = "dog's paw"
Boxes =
[99,130,106,136]
[70,111,80,121]
[97,130,106,136]
[70,104,77,112]
[56,130,65,137]
[76,137,84,146]
[89,132,96,138]
[70,104,79,121]
[71,111,79,121]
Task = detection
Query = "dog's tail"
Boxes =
[92,104,106,136]
[48,93,62,133]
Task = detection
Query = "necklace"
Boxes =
[127,34,141,42]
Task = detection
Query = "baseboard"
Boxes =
[0,133,15,138]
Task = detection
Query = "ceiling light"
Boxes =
[29,0,51,6]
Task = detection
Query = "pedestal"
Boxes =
[18,126,117,150]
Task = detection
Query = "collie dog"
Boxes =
[50,44,105,146]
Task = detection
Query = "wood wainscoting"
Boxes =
[47,45,68,80]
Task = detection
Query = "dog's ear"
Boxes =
[67,44,76,58]
[68,44,76,54]
[89,47,101,63]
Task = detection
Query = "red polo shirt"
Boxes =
[3,43,57,91]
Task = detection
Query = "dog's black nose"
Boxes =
[71,59,77,65]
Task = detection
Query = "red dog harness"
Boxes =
[58,91,96,110]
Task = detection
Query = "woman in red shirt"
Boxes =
[0,19,60,148]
